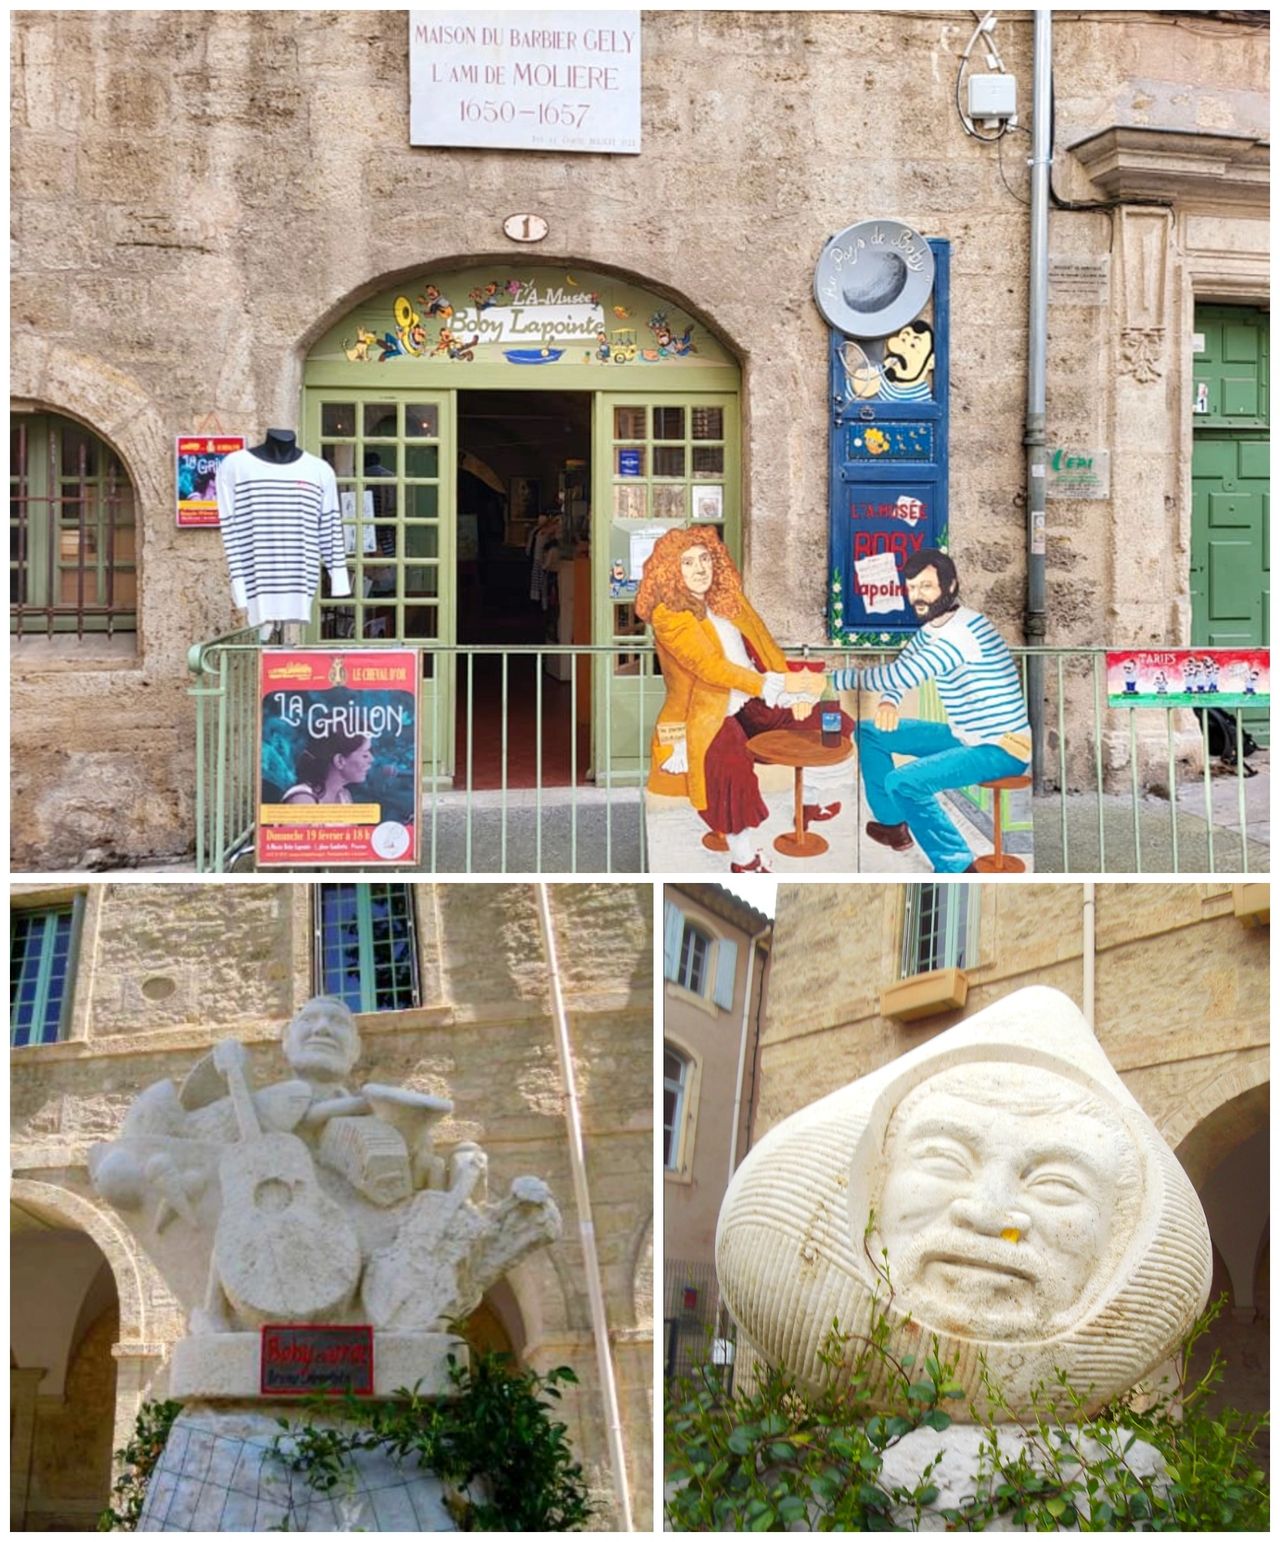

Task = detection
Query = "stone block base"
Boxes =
[170,1332,462,1400]
[139,1404,455,1531]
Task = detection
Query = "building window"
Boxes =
[901,884,978,976]
[10,903,81,1046]
[10,412,138,638]
[315,884,420,1013]
[677,923,711,995]
[664,1047,690,1171]
[663,901,738,1009]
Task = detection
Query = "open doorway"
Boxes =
[456,390,592,788]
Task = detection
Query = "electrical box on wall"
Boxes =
[968,73,1017,123]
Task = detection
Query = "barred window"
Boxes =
[11,903,81,1046]
[10,411,138,638]
[316,883,420,1013]
[901,884,979,976]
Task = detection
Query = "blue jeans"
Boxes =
[855,718,1028,873]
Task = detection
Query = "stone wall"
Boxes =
[10,10,1268,863]
[9,881,654,1528]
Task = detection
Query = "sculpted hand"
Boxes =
[875,702,900,733]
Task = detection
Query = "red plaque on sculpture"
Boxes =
[260,1324,375,1396]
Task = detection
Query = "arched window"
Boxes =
[10,411,137,637]
[664,1046,690,1171]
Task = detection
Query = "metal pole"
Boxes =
[1024,10,1052,792]
[533,883,635,1531]
[1082,882,1096,1027]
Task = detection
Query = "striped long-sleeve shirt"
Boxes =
[830,607,1031,763]
[217,449,351,626]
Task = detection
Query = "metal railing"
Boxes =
[664,1258,734,1387]
[189,635,1266,875]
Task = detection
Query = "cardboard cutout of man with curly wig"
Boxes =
[636,528,854,872]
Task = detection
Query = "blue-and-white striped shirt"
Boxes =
[217,450,350,626]
[830,607,1031,763]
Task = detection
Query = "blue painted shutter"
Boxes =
[712,938,738,1009]
[663,902,684,982]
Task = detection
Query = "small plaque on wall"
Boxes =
[260,1325,375,1396]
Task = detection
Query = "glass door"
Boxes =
[303,390,457,778]
[592,392,741,783]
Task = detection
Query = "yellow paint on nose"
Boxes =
[1001,1227,1021,1245]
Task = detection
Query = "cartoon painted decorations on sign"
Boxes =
[313,268,731,371]
[1105,649,1269,709]
[258,649,420,867]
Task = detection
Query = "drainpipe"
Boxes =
[1024,10,1052,792]
[533,884,635,1532]
[727,922,772,1190]
[1082,882,1096,1027]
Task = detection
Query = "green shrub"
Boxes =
[98,1398,183,1530]
[666,1293,1267,1532]
[268,1349,593,1531]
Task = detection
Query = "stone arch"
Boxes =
[10,336,172,517]
[1167,1058,1269,1188]
[627,1211,654,1332]
[11,1179,150,1345]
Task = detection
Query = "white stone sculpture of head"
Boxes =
[715,986,1211,1420]
[282,996,361,1082]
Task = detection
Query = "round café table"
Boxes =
[746,728,854,857]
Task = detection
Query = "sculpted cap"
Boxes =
[715,986,1212,1419]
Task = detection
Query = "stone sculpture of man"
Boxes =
[89,997,561,1343]
[715,986,1211,1419]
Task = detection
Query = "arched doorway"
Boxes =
[1173,1084,1269,1438]
[11,1205,121,1531]
[303,264,741,791]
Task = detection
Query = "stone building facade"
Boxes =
[756,879,1269,1416]
[10,9,1269,866]
[662,883,771,1378]
[10,881,654,1530]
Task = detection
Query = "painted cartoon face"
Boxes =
[283,998,360,1079]
[680,544,715,596]
[905,565,954,621]
[878,1067,1131,1340]
[883,323,935,385]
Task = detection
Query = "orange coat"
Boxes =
[647,598,788,810]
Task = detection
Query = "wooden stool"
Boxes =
[972,774,1032,873]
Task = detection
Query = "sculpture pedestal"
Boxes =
[876,1425,1167,1531]
[171,1331,460,1400]
[143,1334,468,1532]
[138,1403,455,1532]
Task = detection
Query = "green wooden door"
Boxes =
[303,390,457,777]
[592,392,741,782]
[1191,306,1269,743]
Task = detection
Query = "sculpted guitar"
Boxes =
[211,1040,361,1326]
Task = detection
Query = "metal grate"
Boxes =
[664,1257,735,1387]
[10,413,137,637]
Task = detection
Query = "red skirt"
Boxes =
[699,698,855,834]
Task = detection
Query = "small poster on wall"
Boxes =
[1106,649,1269,709]
[258,650,420,867]
[176,435,244,527]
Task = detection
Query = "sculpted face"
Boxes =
[283,997,360,1082]
[877,1065,1132,1340]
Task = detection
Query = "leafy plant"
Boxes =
[268,1348,593,1531]
[666,1286,1268,1532]
[97,1397,183,1530]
